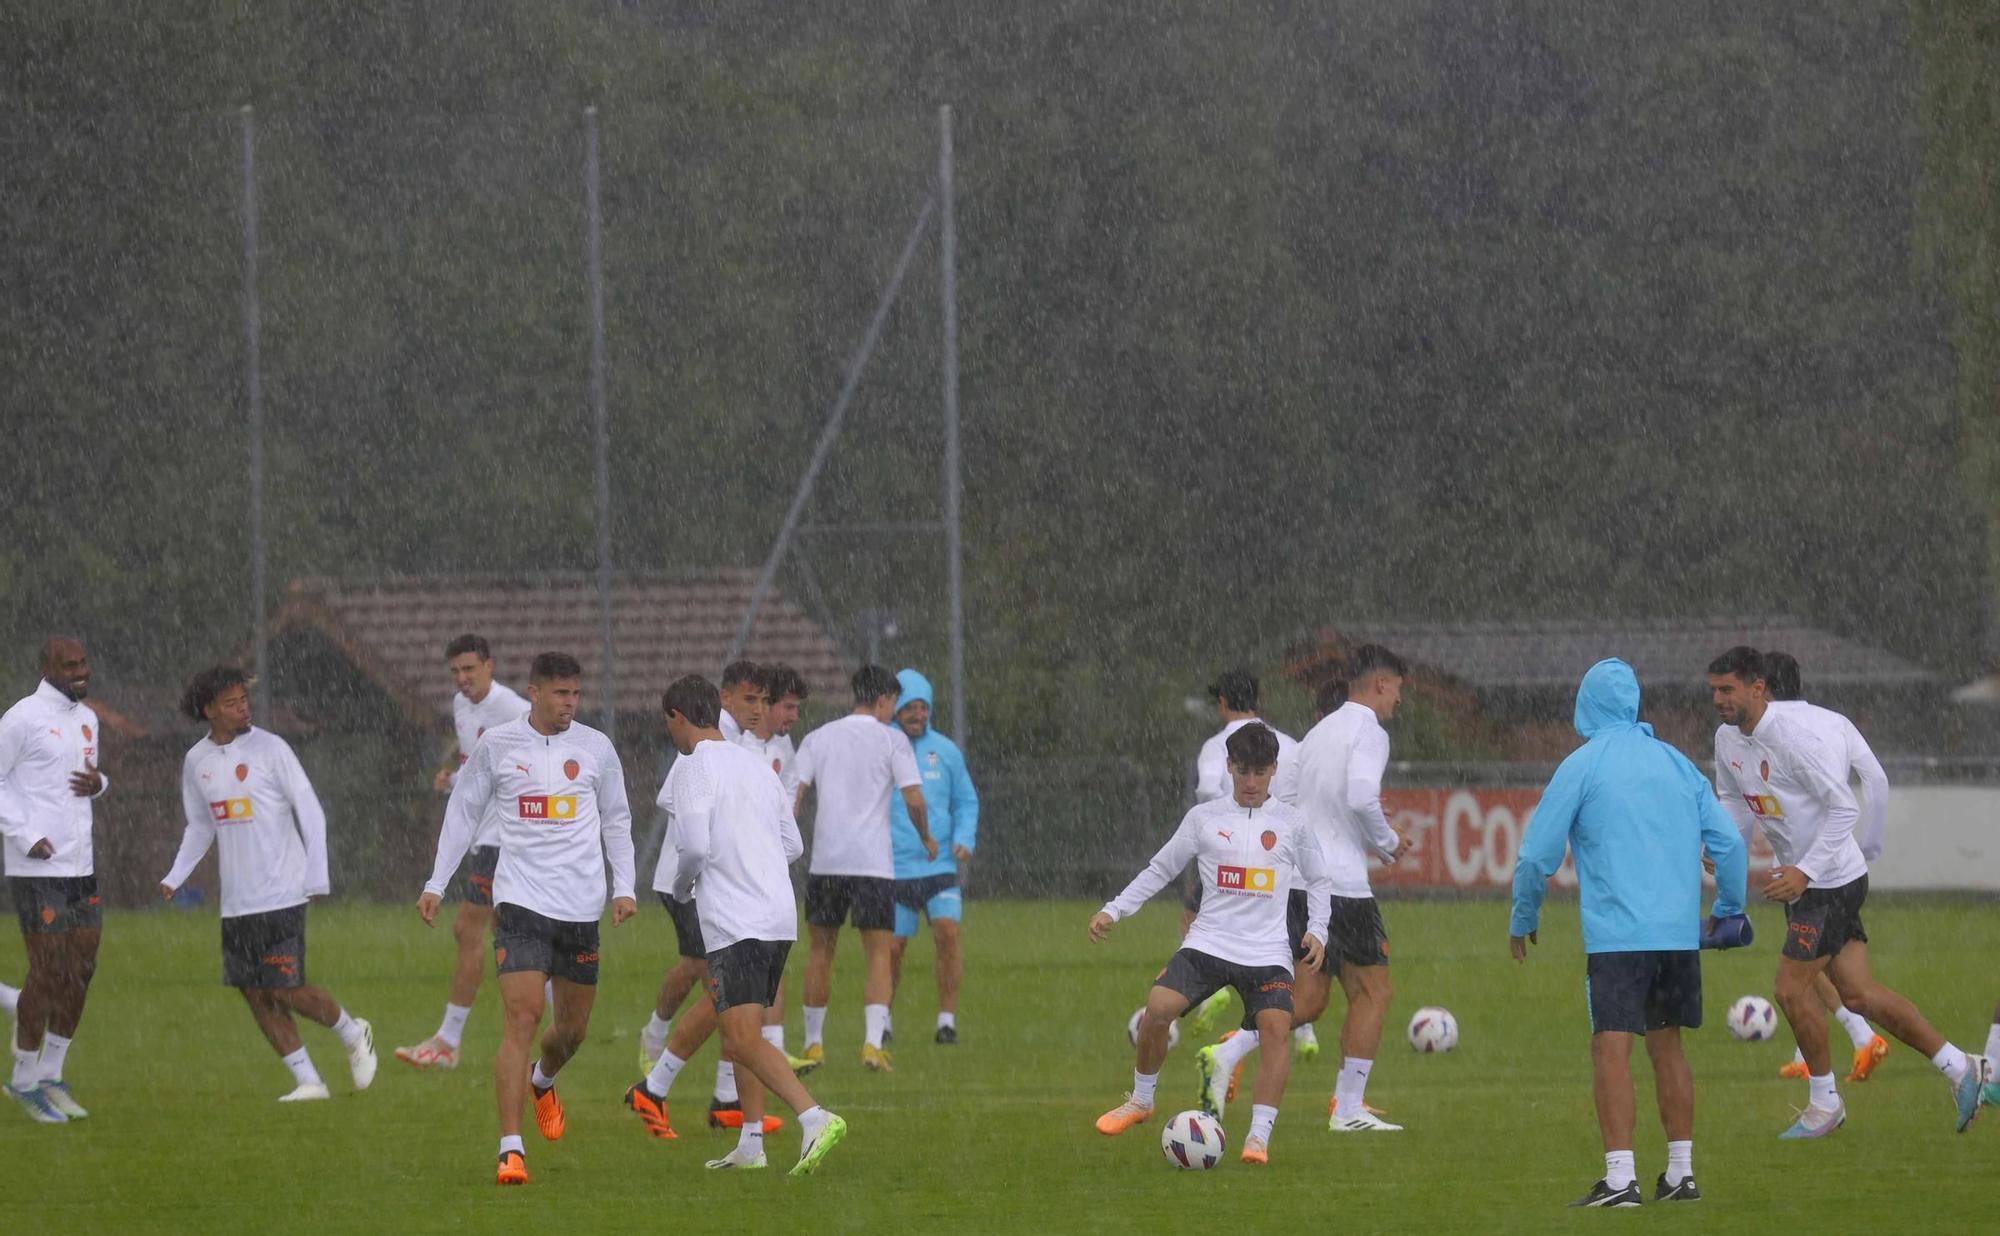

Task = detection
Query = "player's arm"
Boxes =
[279,741,332,897]
[1847,723,1889,862]
[948,745,979,860]
[776,777,805,863]
[0,713,45,855]
[596,744,638,923]
[160,758,219,896]
[791,736,816,823]
[431,733,460,795]
[891,734,935,859]
[1711,749,1758,850]
[1692,762,1748,920]
[1347,727,1405,862]
[1510,751,1584,951]
[422,742,488,915]
[1785,732,1859,885]
[1293,827,1334,961]
[1091,811,1198,939]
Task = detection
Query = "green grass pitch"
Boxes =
[3,896,1995,1232]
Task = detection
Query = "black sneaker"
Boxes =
[935,1024,958,1045]
[1653,1173,1700,1202]
[1568,1179,1642,1209]
[706,1097,741,1129]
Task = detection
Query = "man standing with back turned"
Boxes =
[1511,658,1748,1209]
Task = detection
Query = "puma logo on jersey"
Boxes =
[1217,830,1233,842]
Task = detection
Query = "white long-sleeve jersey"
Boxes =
[1294,702,1401,898]
[1195,718,1301,807]
[452,682,529,846]
[425,717,635,923]
[1101,796,1331,971]
[1713,708,1868,889]
[792,714,921,878]
[0,679,109,878]
[1768,699,1889,861]
[164,727,329,918]
[654,737,804,951]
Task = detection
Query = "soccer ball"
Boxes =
[1160,1109,1226,1169]
[1406,1006,1459,1053]
[1727,995,1780,1042]
[1127,1007,1180,1052]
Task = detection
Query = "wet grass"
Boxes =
[3,895,1996,1232]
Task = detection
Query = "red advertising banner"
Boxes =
[1372,788,1773,890]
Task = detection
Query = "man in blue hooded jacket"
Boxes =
[886,669,980,1046]
[1510,658,1747,1210]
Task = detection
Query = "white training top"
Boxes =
[792,714,921,879]
[1768,699,1889,861]
[426,716,636,923]
[736,729,800,800]
[1294,701,1401,899]
[0,679,109,878]
[1713,707,1869,889]
[1195,718,1301,806]
[453,682,529,847]
[720,709,744,742]
[164,726,329,918]
[655,737,804,951]
[1100,796,1332,971]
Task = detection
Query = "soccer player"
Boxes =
[1708,646,1988,1137]
[886,668,980,1046]
[734,663,815,1073]
[397,634,529,1070]
[623,675,848,1175]
[1510,658,1748,1208]
[793,664,933,1070]
[1090,723,1332,1164]
[418,651,637,1186]
[1187,669,1299,1035]
[0,637,109,1123]
[717,659,768,743]
[160,665,378,1103]
[1760,650,1892,1084]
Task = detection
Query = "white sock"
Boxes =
[644,1012,671,1043]
[647,1047,687,1097]
[1604,1149,1636,1190]
[1986,1021,2000,1062]
[799,1105,831,1138]
[938,1011,956,1031]
[803,1006,827,1048]
[864,1003,889,1049]
[1834,1006,1874,1051]
[1132,1069,1159,1107]
[761,1024,786,1052]
[437,1003,472,1048]
[737,1123,765,1155]
[1215,1029,1262,1073]
[543,979,554,1009]
[37,1033,71,1083]
[0,983,18,1017]
[1930,1042,1970,1086]
[1664,1139,1693,1186]
[1294,1023,1317,1044]
[1333,1057,1374,1116]
[1791,1046,1805,1065]
[530,1058,557,1090]
[330,1010,366,1049]
[1808,1071,1839,1109]
[282,1047,322,1088]
[1249,1103,1277,1143]
[12,1034,41,1091]
[714,1061,738,1103]
[499,1133,525,1155]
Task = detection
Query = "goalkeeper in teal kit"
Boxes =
[885,669,980,1046]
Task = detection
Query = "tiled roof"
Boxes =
[1286,617,1936,692]
[273,571,850,719]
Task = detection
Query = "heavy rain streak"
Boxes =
[2,3,1997,1229]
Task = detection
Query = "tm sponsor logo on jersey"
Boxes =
[1216,865,1276,894]
[1741,793,1783,818]
[519,794,579,822]
[210,797,254,823]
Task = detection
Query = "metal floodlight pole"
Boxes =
[585,106,617,742]
[940,104,966,750]
[241,105,269,715]
[724,192,938,667]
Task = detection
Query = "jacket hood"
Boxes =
[896,668,935,734]
[1574,658,1642,738]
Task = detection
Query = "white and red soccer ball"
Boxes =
[1161,1110,1225,1169]
[1406,1006,1459,1053]
[1728,995,1780,1041]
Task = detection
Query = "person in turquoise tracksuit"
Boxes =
[1509,658,1747,1211]
[886,669,979,1046]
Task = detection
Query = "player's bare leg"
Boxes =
[13,932,65,1058]
[932,918,962,1021]
[1240,1006,1293,1162]
[1643,1027,1699,1199]
[1581,1030,1640,1201]
[399,903,493,1070]
[640,956,705,1070]
[1098,984,1188,1135]
[859,928,896,1069]
[1824,940,1984,1128]
[46,927,98,1041]
[495,971,547,1144]
[1328,963,1398,1129]
[1773,953,1848,1137]
[801,924,839,1060]
[243,987,306,1055]
[713,1002,842,1174]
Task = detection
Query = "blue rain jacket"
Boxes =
[889,669,980,878]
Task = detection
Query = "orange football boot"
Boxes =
[532,1082,566,1141]
[1094,1097,1152,1135]
[1779,1059,1810,1081]
[1848,1036,1889,1082]
[1240,1136,1269,1165]
[496,1150,528,1185]
[624,1082,677,1140]
[709,1109,785,1134]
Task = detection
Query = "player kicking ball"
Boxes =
[623,676,847,1176]
[160,666,377,1102]
[1089,724,1331,1164]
